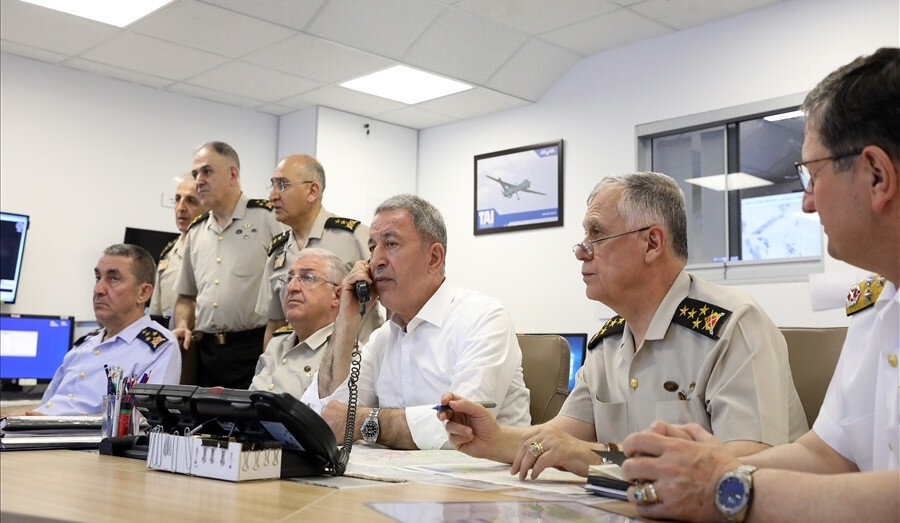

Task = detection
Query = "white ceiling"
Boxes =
[1,0,785,129]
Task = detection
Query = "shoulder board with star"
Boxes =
[138,327,168,352]
[247,199,274,211]
[273,325,294,337]
[672,298,732,340]
[159,238,178,259]
[846,274,885,316]
[325,216,361,232]
[188,210,211,230]
[73,328,102,347]
[267,230,290,257]
[588,316,625,350]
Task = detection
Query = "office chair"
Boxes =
[780,327,847,429]
[517,334,570,425]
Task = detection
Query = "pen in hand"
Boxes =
[432,401,496,412]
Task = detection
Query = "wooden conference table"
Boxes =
[0,450,642,522]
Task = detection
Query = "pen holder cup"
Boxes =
[101,394,138,439]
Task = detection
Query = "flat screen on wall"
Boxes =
[124,227,180,264]
[0,313,74,383]
[474,140,564,235]
[1,212,30,304]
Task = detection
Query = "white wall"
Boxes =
[0,53,279,320]
[313,106,418,223]
[416,0,899,333]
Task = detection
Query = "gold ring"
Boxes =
[529,441,544,458]
[633,483,648,504]
[644,482,659,504]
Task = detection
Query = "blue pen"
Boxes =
[433,401,496,411]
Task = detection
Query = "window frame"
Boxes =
[635,92,823,284]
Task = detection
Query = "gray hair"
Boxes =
[296,247,349,284]
[299,155,326,191]
[587,172,688,261]
[196,141,240,170]
[802,47,899,172]
[375,194,447,273]
[172,173,194,186]
[102,244,156,287]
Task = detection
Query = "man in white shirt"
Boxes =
[619,47,899,521]
[249,248,346,398]
[302,194,530,450]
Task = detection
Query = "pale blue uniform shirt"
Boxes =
[35,315,181,415]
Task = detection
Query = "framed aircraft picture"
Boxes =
[474,139,563,235]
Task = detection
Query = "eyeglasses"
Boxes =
[277,273,339,288]
[573,226,652,257]
[266,180,313,193]
[794,149,862,193]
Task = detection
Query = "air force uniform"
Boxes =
[35,316,181,415]
[249,323,332,399]
[560,271,809,446]
[175,193,284,388]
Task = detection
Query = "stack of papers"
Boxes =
[0,415,102,450]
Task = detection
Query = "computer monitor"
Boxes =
[0,211,30,304]
[531,332,587,392]
[0,314,75,390]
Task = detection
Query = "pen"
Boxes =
[432,401,496,411]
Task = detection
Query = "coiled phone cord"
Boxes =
[333,315,364,475]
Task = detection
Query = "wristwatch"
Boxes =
[360,408,380,444]
[714,464,757,522]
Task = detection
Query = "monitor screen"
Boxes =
[531,332,587,392]
[124,227,180,264]
[0,212,30,304]
[0,314,74,382]
[740,192,822,261]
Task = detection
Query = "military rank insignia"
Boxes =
[267,231,290,257]
[672,298,732,340]
[273,325,294,336]
[74,328,103,347]
[325,217,360,232]
[188,211,211,230]
[139,327,167,352]
[588,316,625,349]
[846,275,885,316]
[248,199,274,211]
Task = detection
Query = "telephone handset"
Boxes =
[355,280,370,316]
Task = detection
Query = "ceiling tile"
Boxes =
[130,0,295,58]
[280,84,406,116]
[403,8,528,84]
[185,61,321,102]
[166,82,263,108]
[243,33,393,83]
[0,0,119,55]
[540,8,673,56]
[64,58,174,88]
[373,105,459,129]
[0,41,67,63]
[630,0,784,30]
[305,0,445,59]
[198,0,325,30]
[416,87,530,120]
[485,38,581,101]
[455,0,619,35]
[80,32,229,80]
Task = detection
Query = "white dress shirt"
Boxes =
[303,281,531,449]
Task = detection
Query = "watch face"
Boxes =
[361,419,376,439]
[717,476,747,513]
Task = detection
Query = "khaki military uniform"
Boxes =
[560,271,808,446]
[248,323,332,399]
[175,193,284,387]
[148,236,183,323]
[255,207,383,341]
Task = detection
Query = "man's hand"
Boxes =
[321,400,352,441]
[621,422,739,521]
[511,424,601,480]
[439,392,502,459]
[170,327,194,351]
[339,260,378,318]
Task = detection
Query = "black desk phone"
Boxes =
[131,384,346,477]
